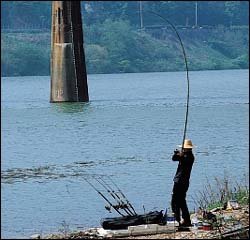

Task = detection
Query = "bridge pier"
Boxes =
[50,1,89,102]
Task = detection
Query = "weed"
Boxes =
[58,220,70,238]
[192,173,249,210]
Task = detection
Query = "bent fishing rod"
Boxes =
[81,11,190,217]
[85,9,190,149]
[144,11,190,151]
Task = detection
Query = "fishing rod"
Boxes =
[96,9,190,151]
[93,176,135,216]
[83,177,125,217]
[107,176,137,215]
[84,9,190,150]
[142,10,190,151]
[99,177,136,216]
[83,169,137,216]
[95,176,134,216]
[97,176,136,216]
[81,11,190,219]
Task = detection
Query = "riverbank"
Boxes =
[1,25,249,77]
[31,174,249,239]
[33,204,249,239]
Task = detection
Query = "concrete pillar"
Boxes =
[50,1,89,102]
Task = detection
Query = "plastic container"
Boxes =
[166,208,175,222]
[198,222,203,229]
[167,216,175,221]
[191,214,198,230]
[202,223,212,231]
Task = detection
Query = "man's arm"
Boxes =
[172,149,184,161]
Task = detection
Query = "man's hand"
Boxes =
[174,149,179,154]
[179,151,184,157]
[173,149,184,157]
[172,149,184,161]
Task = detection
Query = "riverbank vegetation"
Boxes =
[1,1,249,76]
[192,173,249,211]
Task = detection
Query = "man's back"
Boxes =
[172,150,194,184]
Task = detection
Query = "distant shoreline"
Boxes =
[1,68,249,79]
[2,26,249,77]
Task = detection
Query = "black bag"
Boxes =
[101,210,164,230]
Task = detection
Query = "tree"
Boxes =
[225,1,249,26]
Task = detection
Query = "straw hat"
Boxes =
[178,139,194,149]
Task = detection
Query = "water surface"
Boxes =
[1,69,249,238]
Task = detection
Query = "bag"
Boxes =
[101,210,165,230]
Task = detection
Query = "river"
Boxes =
[1,69,249,238]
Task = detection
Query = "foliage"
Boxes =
[192,173,249,210]
[1,33,50,76]
[1,1,249,29]
[232,54,249,69]
[1,1,249,76]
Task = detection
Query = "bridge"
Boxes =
[50,1,89,102]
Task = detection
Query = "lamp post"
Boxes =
[139,1,144,29]
[195,1,198,27]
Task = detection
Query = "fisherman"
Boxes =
[171,139,194,228]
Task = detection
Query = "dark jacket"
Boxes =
[172,150,194,184]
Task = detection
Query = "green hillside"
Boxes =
[1,1,249,76]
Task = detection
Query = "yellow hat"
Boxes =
[178,139,194,149]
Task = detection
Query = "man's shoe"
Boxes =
[177,226,190,232]
[179,221,192,227]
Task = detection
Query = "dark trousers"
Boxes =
[171,182,191,223]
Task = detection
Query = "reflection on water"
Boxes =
[51,102,90,114]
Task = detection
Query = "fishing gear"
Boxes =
[83,176,125,217]
[107,176,137,215]
[98,176,136,216]
[93,176,135,216]
[94,176,135,216]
